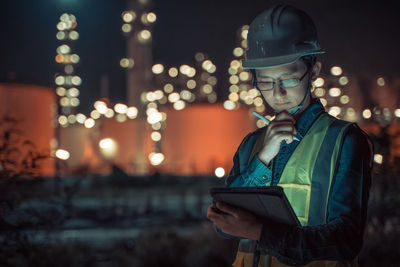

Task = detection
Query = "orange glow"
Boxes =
[97,119,152,174]
[160,104,256,175]
[0,83,55,176]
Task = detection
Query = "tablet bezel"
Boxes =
[210,186,301,227]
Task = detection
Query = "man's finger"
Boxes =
[207,212,229,230]
[207,207,221,218]
[208,204,230,219]
[216,202,239,217]
[275,113,295,123]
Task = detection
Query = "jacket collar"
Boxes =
[295,97,326,139]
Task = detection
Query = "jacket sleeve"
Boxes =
[215,130,273,239]
[226,132,273,187]
[257,124,373,266]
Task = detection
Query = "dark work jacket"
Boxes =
[219,97,373,266]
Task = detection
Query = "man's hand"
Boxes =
[258,111,298,165]
[207,201,262,241]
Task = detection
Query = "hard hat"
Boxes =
[242,4,325,69]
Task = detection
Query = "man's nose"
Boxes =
[273,83,287,99]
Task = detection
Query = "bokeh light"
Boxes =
[94,101,108,114]
[58,115,68,125]
[149,152,165,166]
[127,107,138,119]
[71,76,82,86]
[116,114,127,122]
[229,92,239,102]
[187,80,196,89]
[151,131,162,142]
[120,58,134,68]
[168,67,178,77]
[215,167,225,178]
[314,77,325,87]
[330,66,343,76]
[90,110,101,119]
[122,11,136,23]
[69,31,79,40]
[328,87,341,97]
[395,109,400,118]
[55,149,70,160]
[147,12,157,23]
[168,92,180,103]
[223,100,236,110]
[147,112,163,124]
[374,154,383,164]
[114,103,128,114]
[339,76,349,85]
[122,24,132,33]
[152,64,164,74]
[340,95,350,104]
[320,98,327,107]
[67,87,79,97]
[314,87,325,97]
[362,109,372,119]
[233,47,244,57]
[99,138,118,159]
[173,100,186,110]
[84,118,95,128]
[202,84,213,94]
[70,97,80,107]
[56,87,66,96]
[138,30,151,43]
[328,106,341,117]
[377,77,385,86]
[105,108,115,118]
[76,113,86,124]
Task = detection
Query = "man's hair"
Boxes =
[300,55,317,70]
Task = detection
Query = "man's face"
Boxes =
[255,60,311,113]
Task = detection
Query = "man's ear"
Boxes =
[311,61,322,81]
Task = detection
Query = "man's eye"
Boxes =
[282,78,298,86]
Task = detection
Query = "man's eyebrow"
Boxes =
[257,70,296,79]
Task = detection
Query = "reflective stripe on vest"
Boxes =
[234,112,356,267]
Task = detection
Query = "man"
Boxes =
[207,4,373,267]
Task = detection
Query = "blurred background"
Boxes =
[0,0,399,266]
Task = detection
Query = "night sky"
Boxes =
[0,0,398,114]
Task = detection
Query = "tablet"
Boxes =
[210,186,300,226]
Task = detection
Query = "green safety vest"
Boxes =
[233,113,358,267]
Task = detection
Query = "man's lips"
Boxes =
[276,102,290,106]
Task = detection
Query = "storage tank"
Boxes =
[0,83,55,177]
[97,118,152,175]
[160,103,257,175]
[58,118,152,175]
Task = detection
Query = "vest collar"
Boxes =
[295,97,325,139]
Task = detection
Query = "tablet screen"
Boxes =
[210,186,300,226]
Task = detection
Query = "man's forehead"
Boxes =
[255,61,303,78]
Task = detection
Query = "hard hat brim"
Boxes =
[242,50,325,69]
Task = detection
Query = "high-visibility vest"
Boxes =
[233,112,359,267]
